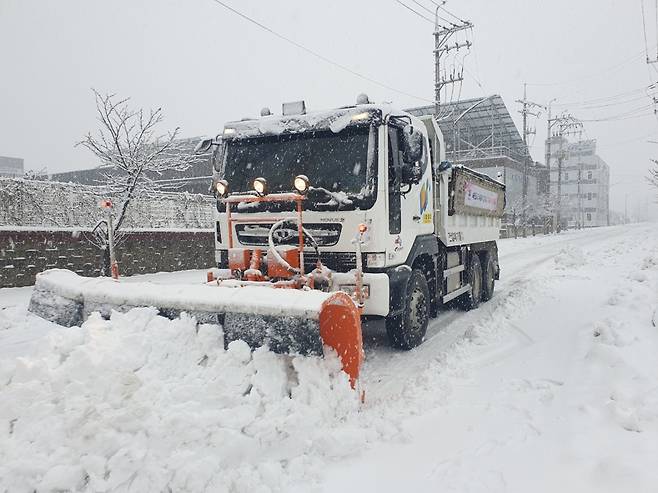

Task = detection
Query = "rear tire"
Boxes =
[460,254,482,310]
[386,270,429,350]
[481,253,495,302]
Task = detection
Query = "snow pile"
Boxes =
[0,308,368,492]
[553,244,586,270]
[0,306,23,331]
[641,249,658,270]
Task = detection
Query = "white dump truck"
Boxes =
[29,95,505,385]
[203,95,505,352]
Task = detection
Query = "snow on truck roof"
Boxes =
[222,103,425,139]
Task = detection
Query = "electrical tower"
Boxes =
[516,83,544,237]
[433,6,473,116]
[547,113,583,232]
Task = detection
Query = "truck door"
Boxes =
[386,123,434,266]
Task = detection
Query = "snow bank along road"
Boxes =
[1,224,657,492]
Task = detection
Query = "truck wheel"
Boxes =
[460,254,482,310]
[386,270,429,350]
[481,253,495,302]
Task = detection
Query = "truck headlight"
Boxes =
[339,284,370,299]
[215,180,229,198]
[253,177,268,196]
[293,174,310,194]
[365,253,386,268]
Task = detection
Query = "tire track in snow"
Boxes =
[360,226,638,400]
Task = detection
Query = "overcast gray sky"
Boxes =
[1,0,656,217]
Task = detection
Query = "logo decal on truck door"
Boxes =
[420,179,432,224]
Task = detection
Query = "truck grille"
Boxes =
[235,223,342,247]
[303,251,363,272]
[217,250,363,273]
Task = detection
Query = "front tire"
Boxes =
[386,269,429,350]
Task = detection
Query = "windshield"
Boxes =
[216,125,378,211]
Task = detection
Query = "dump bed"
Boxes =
[435,165,505,247]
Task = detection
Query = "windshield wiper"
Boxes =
[308,187,356,211]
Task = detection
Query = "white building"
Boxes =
[547,137,609,228]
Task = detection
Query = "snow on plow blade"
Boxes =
[28,269,363,385]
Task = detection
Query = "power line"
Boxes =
[393,0,434,24]
[578,104,655,122]
[642,0,650,61]
[440,4,466,23]
[527,50,646,88]
[575,93,657,111]
[207,0,433,103]
[420,0,466,26]
[409,0,435,17]
[553,83,657,108]
[426,0,466,23]
[395,0,457,29]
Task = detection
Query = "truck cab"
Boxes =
[205,96,505,350]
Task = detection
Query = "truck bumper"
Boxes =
[330,272,390,317]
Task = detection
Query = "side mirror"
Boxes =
[402,126,424,163]
[194,138,214,155]
[401,162,422,184]
[398,127,424,185]
[437,160,452,173]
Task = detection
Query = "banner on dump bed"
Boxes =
[464,182,499,212]
[450,167,506,217]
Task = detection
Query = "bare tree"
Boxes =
[649,159,658,195]
[78,90,194,273]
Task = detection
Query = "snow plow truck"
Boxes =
[29,95,505,387]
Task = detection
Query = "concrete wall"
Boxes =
[0,229,215,288]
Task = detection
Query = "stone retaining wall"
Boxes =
[0,229,215,288]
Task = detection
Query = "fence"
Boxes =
[0,179,216,288]
[0,178,214,229]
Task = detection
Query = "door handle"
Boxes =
[412,215,421,222]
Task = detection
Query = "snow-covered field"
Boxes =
[1,224,657,492]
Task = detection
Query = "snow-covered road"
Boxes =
[320,224,658,493]
[1,224,657,492]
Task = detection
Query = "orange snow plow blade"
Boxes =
[28,269,364,387]
[318,292,363,387]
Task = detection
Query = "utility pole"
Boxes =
[545,99,557,173]
[576,129,583,229]
[516,83,544,237]
[433,6,473,116]
[544,99,556,233]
